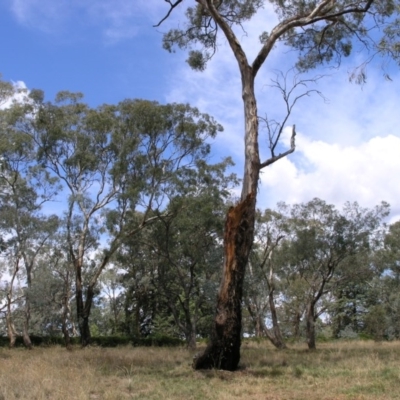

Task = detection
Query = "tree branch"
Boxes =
[202,0,250,72]
[154,0,184,27]
[259,125,296,169]
[252,0,375,77]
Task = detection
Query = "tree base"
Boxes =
[192,336,241,371]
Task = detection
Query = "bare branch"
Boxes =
[154,0,184,28]
[259,125,296,169]
[259,70,327,169]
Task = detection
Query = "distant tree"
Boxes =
[7,92,222,346]
[156,0,397,370]
[0,91,59,348]
[28,235,77,348]
[279,199,388,349]
[149,160,235,348]
[365,220,400,340]
[118,159,236,348]
[245,208,288,348]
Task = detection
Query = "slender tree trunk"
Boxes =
[61,272,72,349]
[291,308,303,339]
[187,329,197,350]
[6,312,18,348]
[306,302,316,350]
[80,286,95,346]
[193,70,259,371]
[266,289,286,349]
[6,261,19,348]
[246,302,265,338]
[22,301,32,350]
[61,315,71,350]
[22,269,32,349]
[75,262,94,346]
[186,312,197,350]
[255,314,264,338]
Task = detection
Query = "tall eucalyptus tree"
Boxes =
[156,0,397,369]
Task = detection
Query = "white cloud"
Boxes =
[258,133,400,220]
[0,80,28,109]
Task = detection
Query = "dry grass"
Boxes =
[0,340,400,399]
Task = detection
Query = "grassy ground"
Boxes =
[0,340,399,400]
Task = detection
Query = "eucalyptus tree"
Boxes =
[0,76,15,107]
[27,234,78,348]
[0,93,59,348]
[245,207,289,348]
[117,158,236,347]
[147,159,235,348]
[279,198,388,349]
[365,220,400,339]
[156,0,397,369]
[10,92,222,346]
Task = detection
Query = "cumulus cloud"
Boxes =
[0,80,28,109]
[258,133,400,221]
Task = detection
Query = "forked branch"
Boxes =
[259,125,296,169]
[259,71,326,170]
[154,0,184,27]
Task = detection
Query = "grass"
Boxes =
[0,340,400,399]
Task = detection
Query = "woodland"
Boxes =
[1,0,400,378]
[0,78,399,355]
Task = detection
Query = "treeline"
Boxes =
[0,78,399,350]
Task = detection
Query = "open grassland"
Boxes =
[0,340,400,400]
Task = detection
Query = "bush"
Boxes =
[0,334,184,348]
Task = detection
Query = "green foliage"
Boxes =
[160,0,398,72]
[117,156,235,345]
[0,335,184,347]
[162,0,263,69]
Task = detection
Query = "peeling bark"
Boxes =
[193,193,256,370]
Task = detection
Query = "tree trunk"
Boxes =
[61,276,72,350]
[80,287,95,347]
[193,69,259,371]
[292,309,302,339]
[6,261,19,348]
[62,318,71,350]
[186,313,197,350]
[254,310,265,338]
[22,282,32,349]
[22,315,32,350]
[266,289,286,349]
[306,302,316,350]
[187,330,197,350]
[193,193,256,370]
[6,312,18,348]
[76,274,93,346]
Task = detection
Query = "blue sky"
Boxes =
[2,1,400,221]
